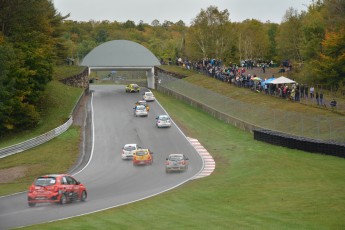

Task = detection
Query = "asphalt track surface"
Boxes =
[0,85,203,229]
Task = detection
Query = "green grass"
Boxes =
[0,65,84,193]
[158,65,195,77]
[1,65,345,229]
[21,90,345,230]
[53,66,86,81]
[0,67,84,148]
[0,127,81,195]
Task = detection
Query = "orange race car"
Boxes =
[132,149,153,166]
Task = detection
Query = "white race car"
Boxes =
[156,115,172,128]
[122,144,140,160]
[143,91,155,101]
[134,105,148,117]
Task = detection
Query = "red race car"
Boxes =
[27,174,87,207]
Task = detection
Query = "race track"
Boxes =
[0,85,203,229]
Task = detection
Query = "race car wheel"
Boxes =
[81,190,87,202]
[59,194,67,205]
[28,202,36,207]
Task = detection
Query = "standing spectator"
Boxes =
[316,92,319,105]
[320,91,324,106]
[300,84,305,98]
[304,85,309,98]
[295,87,300,101]
[290,88,296,101]
[310,86,315,98]
[283,85,288,99]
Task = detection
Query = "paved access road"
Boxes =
[0,85,203,229]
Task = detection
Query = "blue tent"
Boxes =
[261,77,276,86]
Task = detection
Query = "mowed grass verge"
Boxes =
[23,90,345,229]
[0,127,81,195]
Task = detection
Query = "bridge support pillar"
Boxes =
[146,67,155,89]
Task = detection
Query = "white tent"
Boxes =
[270,76,295,84]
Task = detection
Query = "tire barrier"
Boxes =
[253,129,345,158]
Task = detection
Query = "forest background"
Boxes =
[0,0,344,136]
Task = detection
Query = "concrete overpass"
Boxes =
[81,40,160,89]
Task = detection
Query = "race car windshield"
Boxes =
[160,116,170,121]
[136,105,146,110]
[124,146,136,151]
[35,177,56,186]
[136,151,147,156]
[169,156,183,161]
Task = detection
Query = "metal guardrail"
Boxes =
[0,117,73,159]
[0,87,88,159]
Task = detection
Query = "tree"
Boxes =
[151,19,160,27]
[123,20,136,29]
[266,23,279,61]
[312,28,345,88]
[95,29,108,43]
[300,1,325,61]
[137,20,146,31]
[0,0,65,136]
[276,7,305,64]
[323,0,345,30]
[162,20,173,28]
[237,19,270,62]
[186,6,231,59]
[175,20,186,27]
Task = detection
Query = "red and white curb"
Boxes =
[187,137,215,180]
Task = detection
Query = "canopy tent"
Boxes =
[261,77,276,86]
[251,76,262,81]
[270,76,295,84]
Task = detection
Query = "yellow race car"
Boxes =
[125,84,140,93]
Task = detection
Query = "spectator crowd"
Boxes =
[166,57,336,109]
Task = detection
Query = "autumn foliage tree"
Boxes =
[313,28,345,88]
[0,0,65,137]
[186,6,231,60]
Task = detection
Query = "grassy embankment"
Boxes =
[21,67,345,229]
[0,66,85,194]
